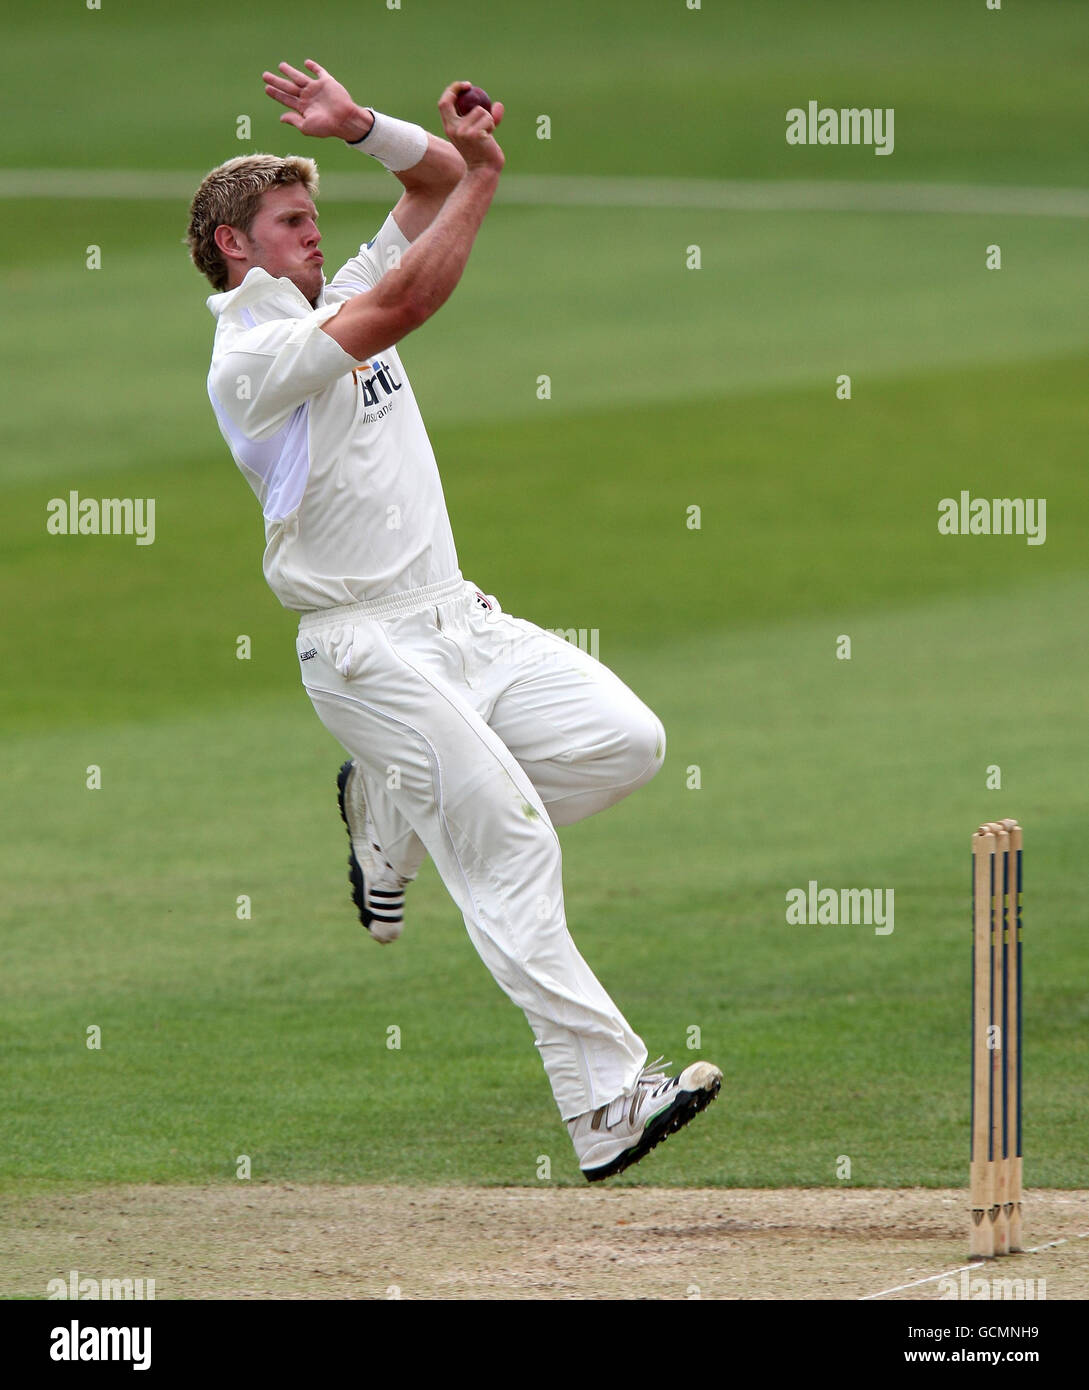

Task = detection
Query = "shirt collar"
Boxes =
[206,266,327,319]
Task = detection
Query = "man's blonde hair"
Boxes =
[186,153,319,292]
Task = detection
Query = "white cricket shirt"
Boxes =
[205,212,459,611]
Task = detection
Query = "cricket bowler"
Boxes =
[186,59,721,1180]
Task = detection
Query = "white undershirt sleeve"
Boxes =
[324,212,412,304]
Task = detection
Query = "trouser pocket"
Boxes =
[298,622,361,683]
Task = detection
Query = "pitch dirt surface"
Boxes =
[4,1187,1087,1300]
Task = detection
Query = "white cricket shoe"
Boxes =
[568,1057,723,1181]
[336,760,407,944]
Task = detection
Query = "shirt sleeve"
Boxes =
[209,301,360,441]
[323,211,412,304]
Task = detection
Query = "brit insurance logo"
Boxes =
[353,357,403,422]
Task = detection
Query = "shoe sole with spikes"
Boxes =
[582,1062,722,1182]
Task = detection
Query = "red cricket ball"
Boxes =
[455,85,492,116]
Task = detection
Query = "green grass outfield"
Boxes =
[2,0,1087,1192]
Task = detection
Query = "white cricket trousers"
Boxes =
[296,573,664,1121]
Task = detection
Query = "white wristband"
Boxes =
[346,109,429,172]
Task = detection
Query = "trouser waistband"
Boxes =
[298,573,465,629]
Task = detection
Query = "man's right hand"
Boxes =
[437,82,505,174]
[321,83,505,365]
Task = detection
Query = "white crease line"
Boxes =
[1,170,1088,218]
[862,1230,1089,1300]
[861,1261,986,1301]
[1022,1230,1089,1254]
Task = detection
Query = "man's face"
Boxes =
[233,183,324,304]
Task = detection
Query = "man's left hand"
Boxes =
[262,59,372,142]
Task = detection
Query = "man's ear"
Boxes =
[214,224,249,265]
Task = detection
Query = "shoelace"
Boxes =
[639,1057,672,1090]
[593,1058,677,1131]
